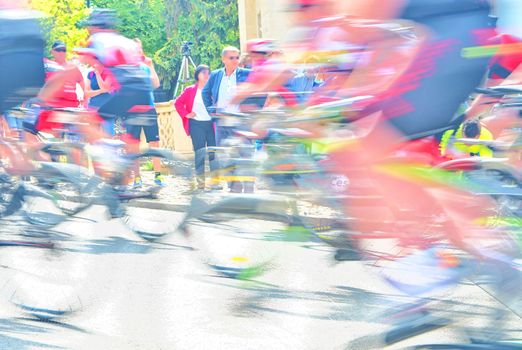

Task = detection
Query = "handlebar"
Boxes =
[211,110,252,119]
[209,96,374,131]
[277,95,374,125]
[476,85,522,97]
[452,138,513,152]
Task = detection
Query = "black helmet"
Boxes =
[463,119,481,139]
[78,8,118,30]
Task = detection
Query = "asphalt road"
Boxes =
[0,202,519,350]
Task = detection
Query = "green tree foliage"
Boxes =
[30,0,240,98]
[30,0,89,57]
[155,0,240,97]
[90,0,167,55]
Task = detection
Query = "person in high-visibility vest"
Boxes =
[440,119,494,158]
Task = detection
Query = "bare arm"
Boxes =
[148,62,161,89]
[84,69,110,99]
[144,57,160,89]
[38,67,76,102]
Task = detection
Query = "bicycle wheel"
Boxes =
[181,193,289,279]
[0,175,22,218]
[34,162,97,218]
[0,222,83,320]
[121,204,184,242]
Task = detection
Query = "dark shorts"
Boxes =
[126,117,160,142]
[96,66,152,120]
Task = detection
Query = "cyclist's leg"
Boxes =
[143,120,161,174]
[124,123,143,183]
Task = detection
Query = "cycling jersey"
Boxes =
[377,0,492,140]
[43,59,81,107]
[82,32,142,68]
[77,31,152,121]
[488,34,522,80]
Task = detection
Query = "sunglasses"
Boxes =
[53,48,66,53]
[227,56,240,60]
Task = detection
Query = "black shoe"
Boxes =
[334,249,361,262]
[385,314,450,345]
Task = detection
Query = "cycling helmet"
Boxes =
[78,8,118,30]
[246,38,277,54]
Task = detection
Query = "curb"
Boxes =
[126,199,190,212]
[125,196,300,224]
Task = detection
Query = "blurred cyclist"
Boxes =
[279,0,496,258]
[0,0,45,116]
[78,9,162,186]
[75,8,150,122]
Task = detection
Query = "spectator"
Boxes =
[239,54,252,69]
[289,61,321,104]
[175,65,220,190]
[201,46,251,145]
[85,65,112,133]
[440,119,494,158]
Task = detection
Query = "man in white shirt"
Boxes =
[201,46,251,145]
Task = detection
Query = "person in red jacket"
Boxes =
[175,65,219,190]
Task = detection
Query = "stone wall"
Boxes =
[144,101,193,154]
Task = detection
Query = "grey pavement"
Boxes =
[0,201,519,349]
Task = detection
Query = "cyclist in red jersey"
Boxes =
[36,41,85,133]
[276,0,497,260]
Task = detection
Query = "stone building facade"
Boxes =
[237,0,291,50]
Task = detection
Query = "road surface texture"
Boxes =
[0,201,519,350]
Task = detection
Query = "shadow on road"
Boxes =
[0,318,66,349]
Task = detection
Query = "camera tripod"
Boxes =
[174,42,197,97]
